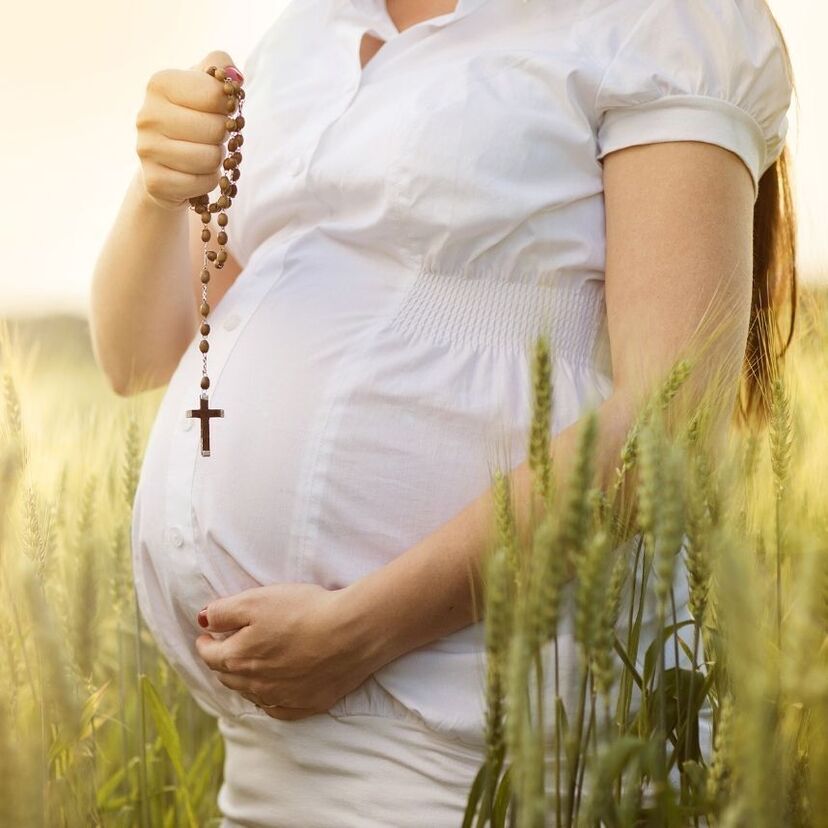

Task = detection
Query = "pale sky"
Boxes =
[6,0,826,318]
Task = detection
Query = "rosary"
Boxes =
[186,65,245,457]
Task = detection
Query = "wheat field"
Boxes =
[0,287,826,827]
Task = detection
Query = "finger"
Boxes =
[155,98,230,145]
[196,632,251,671]
[194,633,226,670]
[214,670,255,693]
[150,67,230,118]
[139,133,226,176]
[191,50,241,80]
[139,161,220,207]
[200,594,253,633]
[259,705,317,721]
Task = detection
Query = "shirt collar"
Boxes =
[346,0,490,37]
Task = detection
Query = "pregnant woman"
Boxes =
[90,0,796,824]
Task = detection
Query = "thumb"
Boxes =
[191,50,244,84]
[198,595,250,632]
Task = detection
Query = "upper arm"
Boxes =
[188,207,244,319]
[601,140,754,420]
[588,0,793,420]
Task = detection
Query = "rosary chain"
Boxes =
[187,66,245,400]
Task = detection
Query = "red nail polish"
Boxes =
[224,65,244,84]
[197,609,209,628]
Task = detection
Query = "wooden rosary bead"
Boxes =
[217,250,227,264]
[236,114,245,129]
[230,184,238,197]
[225,116,237,132]
[200,301,210,316]
[222,156,237,170]
[225,96,237,113]
[201,269,211,283]
[220,175,230,190]
[218,230,228,245]
[217,212,228,227]
[199,339,209,353]
[201,228,211,242]
[214,67,227,82]
[201,322,210,336]
[231,168,241,181]
[206,250,217,262]
[223,80,235,95]
[217,194,229,209]
[201,211,211,224]
[201,376,210,390]
[215,261,224,269]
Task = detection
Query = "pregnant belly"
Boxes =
[189,273,532,601]
[130,232,614,733]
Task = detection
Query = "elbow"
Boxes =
[107,372,136,398]
[93,350,135,398]
[89,325,141,398]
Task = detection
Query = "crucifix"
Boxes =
[187,395,224,457]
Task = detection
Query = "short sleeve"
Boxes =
[594,0,794,201]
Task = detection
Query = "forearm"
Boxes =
[89,164,196,396]
[341,392,637,671]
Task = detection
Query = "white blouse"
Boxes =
[131,0,792,758]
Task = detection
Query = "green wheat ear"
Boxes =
[527,333,553,506]
[769,375,793,497]
[480,544,512,819]
[123,413,141,509]
[491,467,521,591]
[574,525,613,663]
[654,441,684,607]
[707,691,736,807]
[1,370,28,477]
[559,408,598,573]
[530,512,566,645]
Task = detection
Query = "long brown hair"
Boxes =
[737,6,799,431]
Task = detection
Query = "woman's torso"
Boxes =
[131,0,640,749]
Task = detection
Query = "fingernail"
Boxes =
[224,65,244,84]
[197,608,209,628]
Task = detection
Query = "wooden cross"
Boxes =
[186,396,224,457]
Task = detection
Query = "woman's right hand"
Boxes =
[135,50,244,213]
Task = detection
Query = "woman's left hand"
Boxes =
[194,582,380,720]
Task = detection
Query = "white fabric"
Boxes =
[130,0,791,823]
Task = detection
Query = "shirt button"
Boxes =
[223,312,241,331]
[168,527,184,548]
[287,157,305,177]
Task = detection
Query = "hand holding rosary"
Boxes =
[186,65,245,457]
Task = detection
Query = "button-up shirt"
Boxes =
[131,0,792,748]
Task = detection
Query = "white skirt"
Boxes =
[216,703,488,828]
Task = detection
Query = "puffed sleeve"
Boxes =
[594,0,793,201]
